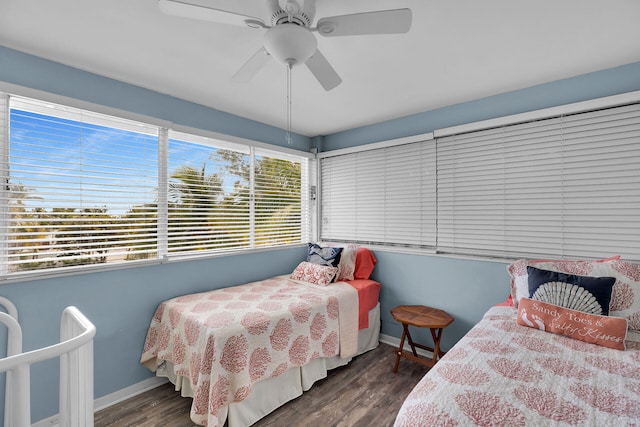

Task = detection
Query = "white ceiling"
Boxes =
[1,0,639,137]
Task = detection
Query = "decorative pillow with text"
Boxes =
[517,297,627,350]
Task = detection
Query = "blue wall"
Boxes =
[1,44,640,423]
[0,247,307,423]
[371,252,509,351]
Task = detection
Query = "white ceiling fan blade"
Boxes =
[305,50,342,91]
[232,47,271,83]
[316,9,412,37]
[158,0,264,27]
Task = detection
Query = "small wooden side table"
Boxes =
[391,305,454,373]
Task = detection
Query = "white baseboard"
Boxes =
[31,376,168,427]
[379,333,435,359]
[93,376,168,412]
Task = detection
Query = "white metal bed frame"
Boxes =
[0,296,96,427]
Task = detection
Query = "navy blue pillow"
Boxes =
[527,266,615,315]
[306,243,343,270]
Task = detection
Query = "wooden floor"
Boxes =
[94,343,431,427]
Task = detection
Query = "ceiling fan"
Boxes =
[158,0,412,91]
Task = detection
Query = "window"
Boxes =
[167,132,251,254]
[166,131,308,254]
[437,103,640,260]
[320,139,436,248]
[0,94,310,277]
[320,95,640,261]
[4,97,159,273]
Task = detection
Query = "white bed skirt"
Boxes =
[156,303,381,427]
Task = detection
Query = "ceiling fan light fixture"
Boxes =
[264,23,317,66]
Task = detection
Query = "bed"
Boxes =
[395,257,640,426]
[141,244,380,427]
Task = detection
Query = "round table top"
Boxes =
[391,305,454,329]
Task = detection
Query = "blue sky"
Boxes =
[9,108,241,215]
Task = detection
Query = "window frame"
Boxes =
[0,88,313,281]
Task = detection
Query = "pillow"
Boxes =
[290,261,338,286]
[507,256,620,308]
[354,247,376,279]
[324,243,357,281]
[517,297,627,350]
[306,243,343,269]
[527,266,615,316]
[627,329,640,343]
[596,259,640,332]
[496,294,514,307]
[508,257,640,332]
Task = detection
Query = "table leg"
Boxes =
[430,327,444,363]
[404,324,418,357]
[393,323,408,373]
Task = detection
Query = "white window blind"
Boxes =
[437,102,640,260]
[254,148,309,247]
[167,131,251,253]
[167,131,308,255]
[5,96,159,272]
[320,140,436,247]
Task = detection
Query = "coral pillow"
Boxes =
[517,297,627,350]
[354,247,376,279]
[290,261,338,286]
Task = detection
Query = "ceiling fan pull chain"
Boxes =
[286,62,293,144]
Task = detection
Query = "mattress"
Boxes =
[395,305,640,426]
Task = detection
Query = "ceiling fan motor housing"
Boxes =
[268,0,316,27]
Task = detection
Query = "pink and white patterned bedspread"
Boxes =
[395,306,640,427]
[141,275,358,427]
